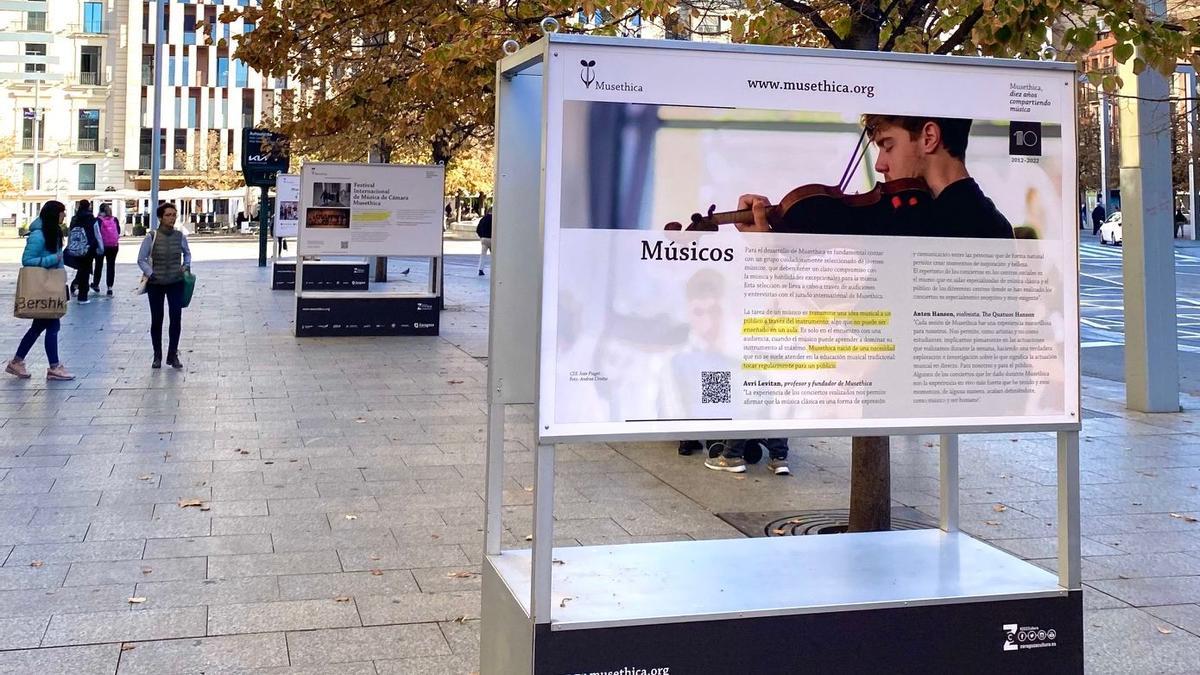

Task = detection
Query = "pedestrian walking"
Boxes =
[65,200,103,304]
[92,203,121,296]
[137,202,192,369]
[1091,199,1106,237]
[1175,208,1188,239]
[705,438,791,475]
[6,200,75,381]
[476,209,493,276]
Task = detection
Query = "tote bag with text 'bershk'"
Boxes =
[14,267,68,320]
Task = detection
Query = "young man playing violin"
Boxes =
[734,115,1013,239]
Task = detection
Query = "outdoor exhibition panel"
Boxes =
[271,173,300,290]
[294,162,444,337]
[481,34,1083,674]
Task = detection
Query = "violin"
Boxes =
[667,177,932,236]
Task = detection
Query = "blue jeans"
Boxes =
[147,280,184,359]
[15,318,60,365]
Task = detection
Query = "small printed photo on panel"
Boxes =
[306,207,350,229]
[312,182,352,208]
[279,201,299,221]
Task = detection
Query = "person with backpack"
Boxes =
[6,201,75,381]
[476,208,492,276]
[137,202,192,369]
[65,200,103,304]
[91,203,121,296]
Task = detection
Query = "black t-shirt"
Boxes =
[476,213,492,239]
[926,178,1013,239]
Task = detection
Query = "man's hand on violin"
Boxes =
[736,194,772,232]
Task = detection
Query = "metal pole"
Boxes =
[258,185,268,267]
[1187,70,1198,241]
[1119,0,1180,413]
[938,434,959,533]
[150,0,165,230]
[32,79,40,190]
[1056,431,1081,589]
[1099,90,1110,213]
[530,443,555,623]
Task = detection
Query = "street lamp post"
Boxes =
[150,0,166,229]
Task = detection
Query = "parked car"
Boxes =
[1099,211,1122,245]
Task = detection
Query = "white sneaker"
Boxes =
[77,299,91,305]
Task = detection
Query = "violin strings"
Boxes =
[837,127,870,193]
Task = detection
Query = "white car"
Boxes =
[1099,211,1122,245]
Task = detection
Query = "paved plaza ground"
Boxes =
[1,237,1200,673]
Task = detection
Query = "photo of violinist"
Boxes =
[559,101,1062,241]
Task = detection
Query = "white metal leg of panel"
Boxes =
[1057,431,1081,589]
[939,434,959,533]
[483,402,505,556]
[531,443,556,623]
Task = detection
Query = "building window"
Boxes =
[27,11,47,31]
[80,46,102,85]
[182,55,190,86]
[183,8,197,46]
[78,164,96,190]
[217,57,229,87]
[24,44,47,76]
[22,109,45,151]
[235,59,248,87]
[169,56,176,86]
[78,110,100,152]
[22,164,35,190]
[83,2,103,33]
[174,129,189,168]
[187,93,198,128]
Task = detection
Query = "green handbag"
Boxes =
[181,271,196,308]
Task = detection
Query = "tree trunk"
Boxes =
[372,139,392,283]
[844,2,891,533]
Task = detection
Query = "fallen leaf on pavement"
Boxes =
[370,569,384,576]
[141,567,153,575]
[992,504,1007,513]
[448,380,464,385]
[334,596,351,603]
[453,615,469,623]
[128,597,146,604]
[525,535,533,541]
[199,505,211,512]
[771,528,787,535]
[29,561,43,568]
[984,520,1001,526]
[177,499,204,508]
[1158,626,1173,635]
[138,475,153,481]
[354,418,366,424]
[1170,513,1199,523]
[120,644,135,652]
[344,514,358,520]
[447,571,480,579]
[369,555,381,561]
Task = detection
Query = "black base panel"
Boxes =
[302,263,369,291]
[271,262,296,290]
[295,296,439,336]
[534,592,1082,674]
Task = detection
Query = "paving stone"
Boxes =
[0,584,135,618]
[5,540,146,566]
[286,624,451,665]
[65,557,206,587]
[0,564,68,590]
[135,576,279,609]
[269,527,396,554]
[337,545,470,572]
[0,522,89,546]
[410,566,483,594]
[357,590,479,625]
[0,615,50,650]
[42,605,207,647]
[116,633,290,674]
[0,644,119,675]
[211,513,330,536]
[277,570,419,601]
[374,654,478,675]
[30,503,154,526]
[1144,604,1200,637]
[143,534,272,559]
[208,598,361,635]
[1090,576,1200,607]
[1086,608,1200,674]
[249,664,377,675]
[207,550,342,578]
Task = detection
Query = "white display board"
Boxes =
[536,40,1080,441]
[273,173,300,239]
[298,163,445,257]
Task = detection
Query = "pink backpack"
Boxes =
[98,215,120,247]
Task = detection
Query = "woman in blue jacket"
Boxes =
[6,201,75,381]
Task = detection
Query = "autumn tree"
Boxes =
[0,138,19,196]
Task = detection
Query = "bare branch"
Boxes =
[775,0,847,49]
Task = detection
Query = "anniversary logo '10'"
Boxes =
[579,59,644,92]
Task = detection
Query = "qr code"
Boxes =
[701,371,731,404]
[339,241,349,250]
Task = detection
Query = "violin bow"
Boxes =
[836,127,870,193]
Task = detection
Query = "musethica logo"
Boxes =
[579,58,644,92]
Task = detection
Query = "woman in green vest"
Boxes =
[137,202,192,369]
